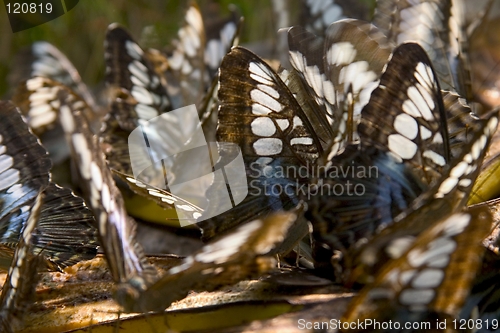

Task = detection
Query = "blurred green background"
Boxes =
[0,0,376,98]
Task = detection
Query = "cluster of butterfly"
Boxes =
[3,0,500,332]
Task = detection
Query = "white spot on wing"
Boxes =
[327,42,356,66]
[275,119,289,131]
[338,61,376,94]
[30,112,57,129]
[394,113,418,140]
[292,116,303,130]
[26,77,46,90]
[407,237,456,268]
[251,117,276,137]
[420,125,432,140]
[71,133,91,179]
[443,213,470,236]
[90,162,103,191]
[135,104,158,120]
[131,86,155,105]
[423,150,446,166]
[415,62,435,88]
[125,40,144,60]
[388,134,418,159]
[252,103,272,115]
[128,60,150,85]
[0,155,14,174]
[290,137,313,145]
[407,86,434,121]
[436,176,459,197]
[59,105,75,133]
[251,89,283,112]
[257,84,280,99]
[253,138,283,155]
[411,269,444,288]
[402,100,421,118]
[249,62,273,84]
[399,288,434,306]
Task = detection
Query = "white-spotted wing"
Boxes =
[324,19,394,145]
[112,169,203,221]
[203,6,240,80]
[287,20,394,158]
[10,42,101,165]
[199,47,323,240]
[346,109,498,285]
[358,43,450,182]
[285,25,338,150]
[57,89,157,308]
[307,43,449,257]
[443,90,485,159]
[104,23,182,201]
[0,191,45,333]
[0,101,51,220]
[341,206,492,331]
[8,41,97,112]
[12,76,98,164]
[105,23,172,131]
[128,206,303,312]
[157,4,242,144]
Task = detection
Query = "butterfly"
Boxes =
[104,4,240,131]
[286,19,393,155]
[57,88,157,302]
[14,78,204,229]
[198,45,323,242]
[355,1,482,151]
[341,205,492,331]
[372,0,500,203]
[0,100,98,270]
